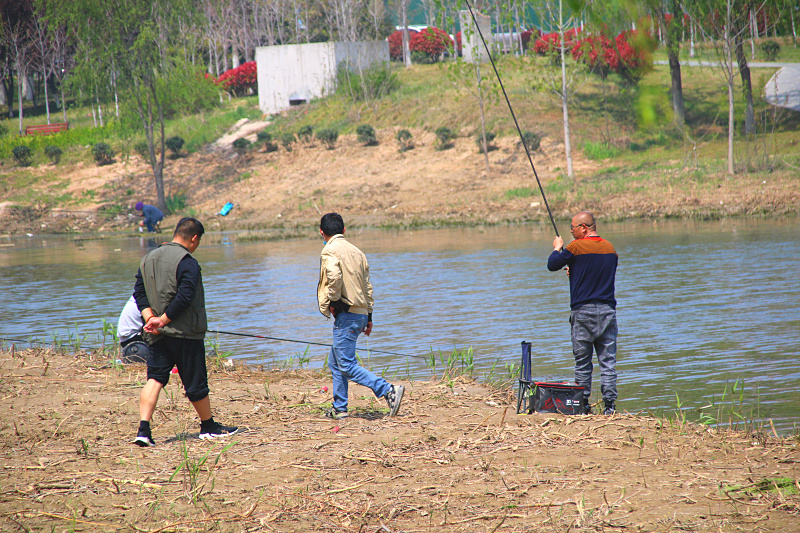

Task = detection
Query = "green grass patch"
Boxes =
[582,141,619,160]
[724,477,800,497]
[504,187,538,199]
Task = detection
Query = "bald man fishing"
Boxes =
[548,211,618,415]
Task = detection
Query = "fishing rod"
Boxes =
[462,0,560,238]
[209,329,429,360]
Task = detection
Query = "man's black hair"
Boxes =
[320,212,344,236]
[174,217,205,240]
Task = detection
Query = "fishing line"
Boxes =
[462,0,560,237]
[209,329,429,360]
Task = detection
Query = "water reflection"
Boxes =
[0,218,798,433]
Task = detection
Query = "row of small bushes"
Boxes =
[11,142,116,167]
[232,126,542,154]
[133,136,185,160]
[8,134,190,167]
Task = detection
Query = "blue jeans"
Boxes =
[570,302,617,402]
[329,312,391,412]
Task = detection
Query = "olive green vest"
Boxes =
[139,242,206,343]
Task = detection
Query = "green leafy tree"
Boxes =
[50,0,215,211]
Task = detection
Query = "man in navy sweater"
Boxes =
[548,211,618,415]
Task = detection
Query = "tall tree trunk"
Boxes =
[42,70,51,124]
[17,73,23,134]
[476,65,491,177]
[112,70,120,118]
[401,1,411,67]
[749,8,756,60]
[725,1,735,176]
[660,3,684,128]
[60,82,67,123]
[735,33,754,135]
[5,78,14,118]
[559,0,574,179]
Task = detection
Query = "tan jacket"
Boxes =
[317,234,374,318]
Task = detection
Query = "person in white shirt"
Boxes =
[118,295,148,363]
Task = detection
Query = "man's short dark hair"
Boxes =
[174,217,205,240]
[320,212,344,236]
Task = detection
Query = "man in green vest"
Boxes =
[132,217,237,447]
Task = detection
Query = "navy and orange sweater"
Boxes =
[547,236,618,310]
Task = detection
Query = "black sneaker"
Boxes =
[581,397,592,415]
[134,429,156,447]
[325,408,349,420]
[604,401,616,415]
[385,384,405,417]
[199,421,239,440]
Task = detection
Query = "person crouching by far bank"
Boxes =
[132,217,237,447]
[317,212,404,420]
[547,211,618,416]
[135,201,163,233]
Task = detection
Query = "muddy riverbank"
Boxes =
[1,347,798,532]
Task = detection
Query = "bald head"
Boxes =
[573,211,596,229]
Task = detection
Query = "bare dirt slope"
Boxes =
[1,347,798,532]
[2,121,797,236]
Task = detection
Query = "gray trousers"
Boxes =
[570,302,617,402]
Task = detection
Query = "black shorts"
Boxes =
[147,336,209,402]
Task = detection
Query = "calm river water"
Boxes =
[1,219,798,433]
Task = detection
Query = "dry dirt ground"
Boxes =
[1,347,799,532]
[1,121,798,236]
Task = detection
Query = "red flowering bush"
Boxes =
[520,28,540,51]
[388,29,418,61]
[570,30,652,84]
[571,34,612,77]
[409,27,452,63]
[533,28,579,59]
[613,30,653,84]
[217,61,257,96]
[455,31,462,54]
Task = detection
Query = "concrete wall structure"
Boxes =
[256,41,389,115]
[459,11,492,64]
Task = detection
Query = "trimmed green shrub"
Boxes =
[92,143,115,165]
[232,137,251,155]
[317,128,339,150]
[396,129,413,152]
[476,131,497,153]
[434,127,454,151]
[280,132,296,152]
[44,145,62,164]
[134,142,150,159]
[257,131,278,152]
[165,136,185,158]
[298,125,314,146]
[761,40,780,61]
[356,124,378,146]
[521,131,541,153]
[12,145,33,167]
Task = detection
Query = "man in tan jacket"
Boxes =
[318,212,404,420]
